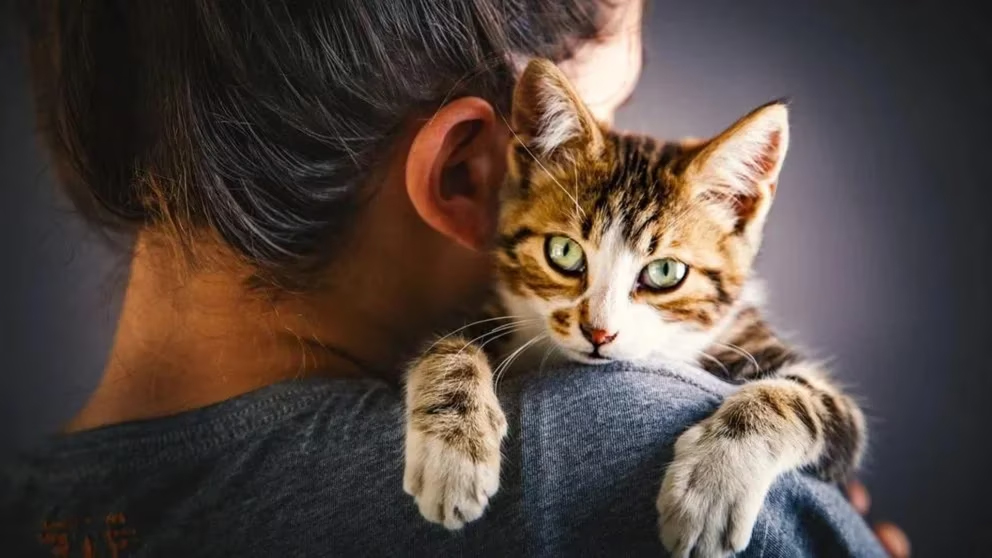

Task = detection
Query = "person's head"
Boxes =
[23,0,644,368]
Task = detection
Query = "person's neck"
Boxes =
[66,235,428,433]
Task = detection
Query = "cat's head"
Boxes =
[495,59,789,365]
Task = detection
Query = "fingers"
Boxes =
[874,522,911,558]
[846,480,871,515]
[846,480,910,557]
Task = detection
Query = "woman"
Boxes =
[2,0,908,556]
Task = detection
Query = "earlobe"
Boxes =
[406,97,502,252]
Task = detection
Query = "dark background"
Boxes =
[2,1,989,555]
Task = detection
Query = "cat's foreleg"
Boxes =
[403,336,508,529]
[658,315,866,557]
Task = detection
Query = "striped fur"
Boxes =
[403,60,866,557]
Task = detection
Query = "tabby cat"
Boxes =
[403,59,866,558]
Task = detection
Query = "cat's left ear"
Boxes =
[685,101,790,242]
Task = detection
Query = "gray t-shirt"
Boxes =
[1,363,885,557]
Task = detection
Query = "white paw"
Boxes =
[403,424,504,530]
[657,423,778,558]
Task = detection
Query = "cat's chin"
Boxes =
[558,347,616,366]
[556,345,665,367]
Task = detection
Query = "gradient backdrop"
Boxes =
[2,1,989,555]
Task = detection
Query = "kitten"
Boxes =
[403,59,866,558]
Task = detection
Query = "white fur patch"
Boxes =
[739,277,767,308]
[584,227,637,332]
[403,426,502,530]
[533,82,582,156]
[657,422,782,558]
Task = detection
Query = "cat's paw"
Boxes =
[656,422,778,558]
[403,409,507,530]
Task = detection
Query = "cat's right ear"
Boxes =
[684,101,790,245]
[511,59,604,162]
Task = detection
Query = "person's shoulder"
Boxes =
[511,361,737,450]
[498,363,727,554]
[513,361,734,423]
[741,472,887,557]
[521,360,735,395]
[508,363,885,557]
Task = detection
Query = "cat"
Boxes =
[402,58,866,558]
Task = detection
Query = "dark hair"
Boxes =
[22,0,612,288]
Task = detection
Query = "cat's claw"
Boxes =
[656,422,777,558]
[403,417,505,530]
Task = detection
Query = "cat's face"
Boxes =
[495,60,789,366]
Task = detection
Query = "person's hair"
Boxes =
[22,0,614,288]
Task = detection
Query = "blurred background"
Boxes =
[2,1,989,555]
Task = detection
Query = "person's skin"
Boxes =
[61,0,907,554]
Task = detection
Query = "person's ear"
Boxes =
[406,97,504,252]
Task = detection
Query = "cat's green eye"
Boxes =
[640,258,688,290]
[545,235,585,274]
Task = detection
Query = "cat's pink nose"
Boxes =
[580,324,618,347]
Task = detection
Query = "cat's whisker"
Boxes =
[426,315,529,354]
[428,54,510,127]
[477,323,533,352]
[696,350,731,379]
[538,343,562,375]
[571,156,582,225]
[493,334,546,394]
[457,319,538,357]
[492,344,523,393]
[663,202,696,234]
[714,341,761,374]
[497,112,586,217]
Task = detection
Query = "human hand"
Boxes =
[846,480,911,558]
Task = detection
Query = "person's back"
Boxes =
[3,365,884,557]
